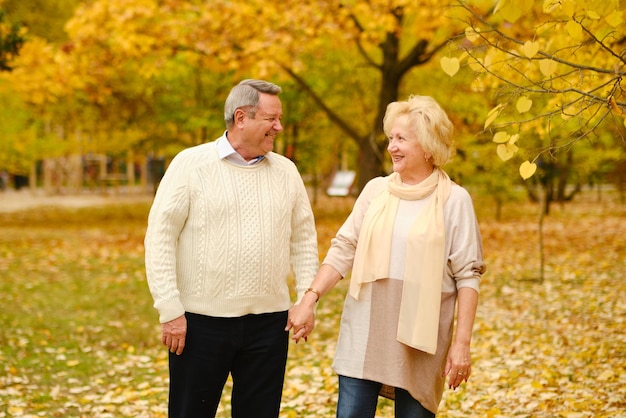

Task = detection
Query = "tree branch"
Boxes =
[277,62,365,143]
[458,2,625,77]
[347,11,381,70]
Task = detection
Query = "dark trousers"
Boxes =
[168,311,289,418]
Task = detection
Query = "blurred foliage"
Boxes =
[1,0,81,43]
[0,8,24,71]
[0,0,624,205]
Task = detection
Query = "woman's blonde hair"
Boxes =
[383,95,455,167]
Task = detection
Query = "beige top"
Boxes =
[324,176,484,413]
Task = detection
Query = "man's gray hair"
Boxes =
[224,79,282,128]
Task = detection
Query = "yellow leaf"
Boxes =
[494,0,533,23]
[465,27,481,43]
[484,104,505,128]
[493,131,510,144]
[486,407,503,417]
[468,57,485,72]
[531,380,543,389]
[516,96,533,113]
[566,20,583,40]
[609,96,624,115]
[543,0,560,14]
[497,142,518,161]
[8,406,24,415]
[487,103,505,117]
[67,360,80,367]
[540,59,557,77]
[586,11,600,20]
[597,369,614,381]
[606,10,624,27]
[522,41,539,58]
[519,160,537,179]
[440,56,460,77]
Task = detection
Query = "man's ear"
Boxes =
[234,108,247,127]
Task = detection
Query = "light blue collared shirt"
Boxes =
[216,133,265,166]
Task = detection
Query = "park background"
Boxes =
[0,0,625,416]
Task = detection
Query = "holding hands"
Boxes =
[285,292,317,343]
[286,265,343,343]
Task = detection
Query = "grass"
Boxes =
[0,190,624,417]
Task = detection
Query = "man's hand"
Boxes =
[162,315,187,355]
[285,294,317,343]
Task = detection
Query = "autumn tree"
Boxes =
[226,0,470,190]
[0,8,23,71]
[439,0,626,281]
[443,0,625,193]
[60,0,475,191]
[1,0,507,194]
[10,0,624,200]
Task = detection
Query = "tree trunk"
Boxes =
[356,140,386,192]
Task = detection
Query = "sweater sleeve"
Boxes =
[445,186,486,292]
[289,166,320,301]
[144,151,191,323]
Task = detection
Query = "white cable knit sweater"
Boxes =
[144,139,319,323]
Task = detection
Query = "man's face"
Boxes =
[237,93,283,160]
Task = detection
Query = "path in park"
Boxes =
[0,188,154,213]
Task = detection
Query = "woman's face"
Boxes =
[387,114,432,184]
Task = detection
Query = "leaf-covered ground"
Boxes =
[0,191,624,417]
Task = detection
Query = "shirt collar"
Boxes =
[217,132,265,166]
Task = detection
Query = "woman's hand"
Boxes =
[444,341,472,390]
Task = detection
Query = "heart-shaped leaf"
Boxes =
[497,143,518,161]
[516,96,533,113]
[440,57,460,77]
[519,160,537,180]
[540,59,557,77]
[465,27,480,43]
[566,20,583,40]
[522,41,539,58]
[493,131,510,144]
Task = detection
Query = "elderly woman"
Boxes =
[287,95,486,417]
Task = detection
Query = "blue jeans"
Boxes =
[336,375,435,418]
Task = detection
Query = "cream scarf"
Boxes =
[349,168,451,354]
